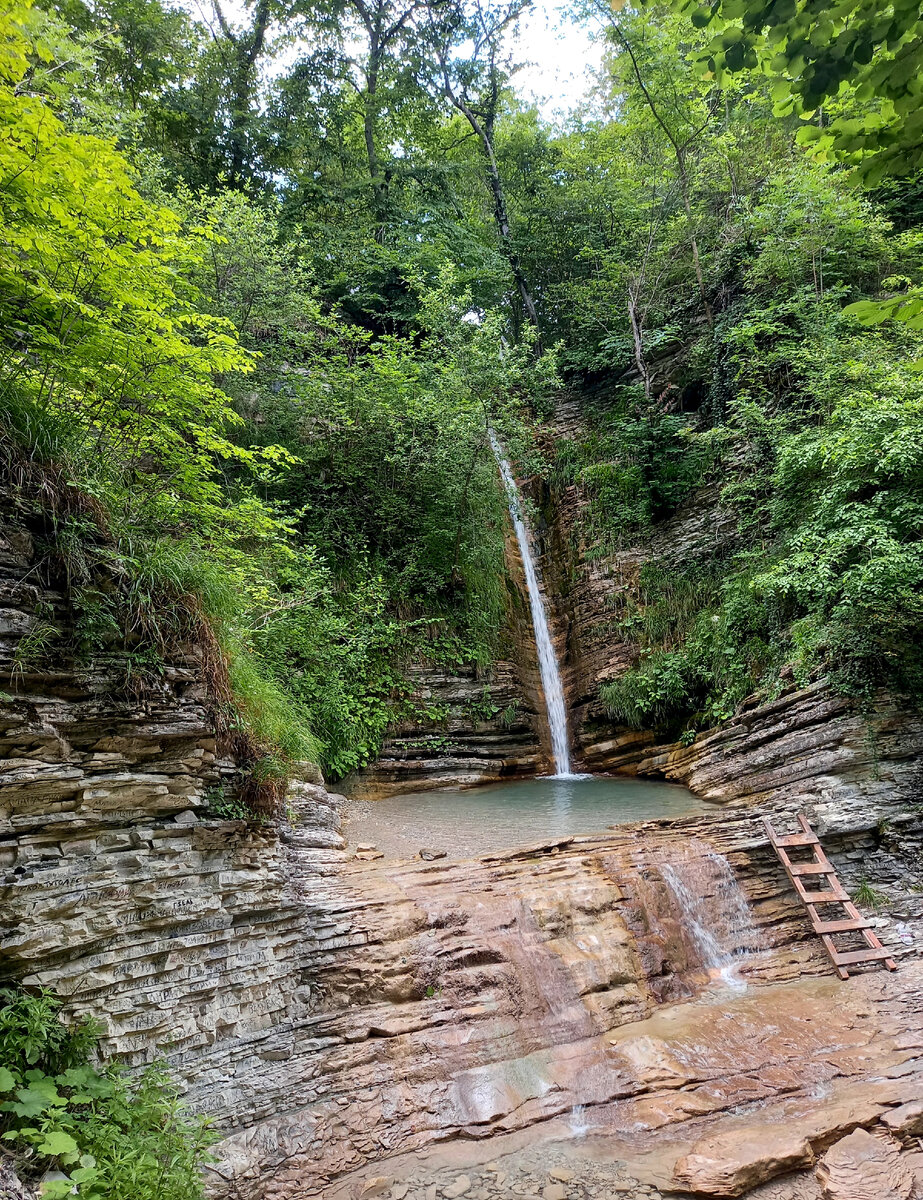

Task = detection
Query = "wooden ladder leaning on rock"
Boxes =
[763,813,897,981]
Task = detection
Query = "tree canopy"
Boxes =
[2,0,922,797]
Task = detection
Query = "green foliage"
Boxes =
[853,877,889,910]
[204,788,256,821]
[0,988,212,1199]
[554,398,714,548]
[601,647,705,731]
[753,344,923,697]
[5,0,921,773]
[0,26,266,523]
[669,0,923,185]
[600,558,784,733]
[1,3,564,785]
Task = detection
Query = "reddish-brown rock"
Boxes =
[673,1127,815,1196]
[815,1128,916,1199]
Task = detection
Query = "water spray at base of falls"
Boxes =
[490,432,573,777]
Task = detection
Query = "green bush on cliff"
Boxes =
[0,988,212,1199]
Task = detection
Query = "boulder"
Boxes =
[882,1099,923,1138]
[359,1178,394,1198]
[673,1126,814,1196]
[815,1128,915,1199]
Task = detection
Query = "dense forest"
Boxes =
[2,0,922,788]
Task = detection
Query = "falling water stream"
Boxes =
[490,433,573,776]
[660,849,765,987]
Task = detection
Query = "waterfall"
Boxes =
[660,850,764,987]
[490,433,573,776]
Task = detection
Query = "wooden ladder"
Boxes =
[763,813,897,980]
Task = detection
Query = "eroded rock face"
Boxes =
[343,663,543,801]
[673,1127,816,1197]
[345,496,552,800]
[4,499,923,1200]
[815,1129,917,1200]
[530,396,923,831]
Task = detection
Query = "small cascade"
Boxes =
[660,849,764,986]
[490,432,573,776]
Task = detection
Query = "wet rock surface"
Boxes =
[331,1144,673,1200]
[203,831,923,1198]
[4,506,923,1200]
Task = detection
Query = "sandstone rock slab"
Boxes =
[815,1128,915,1199]
[882,1098,923,1138]
[673,1126,814,1196]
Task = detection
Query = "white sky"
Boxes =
[513,5,605,120]
[186,0,605,122]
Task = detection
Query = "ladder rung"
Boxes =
[812,917,871,933]
[774,833,820,847]
[765,812,897,980]
[830,947,895,966]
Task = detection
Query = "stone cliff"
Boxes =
[343,661,542,800]
[3,425,923,1200]
[353,391,923,830]
[536,393,923,829]
[345,509,550,799]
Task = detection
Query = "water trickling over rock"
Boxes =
[660,848,765,985]
[491,433,572,776]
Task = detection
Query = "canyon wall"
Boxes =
[3,495,923,1200]
[352,390,923,829]
[343,660,542,800]
[345,514,549,799]
[538,394,923,830]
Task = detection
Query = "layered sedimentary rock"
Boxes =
[3,463,923,1200]
[536,395,923,828]
[344,487,550,801]
[207,820,923,1199]
[343,662,543,800]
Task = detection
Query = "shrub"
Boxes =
[600,648,704,731]
[0,988,213,1199]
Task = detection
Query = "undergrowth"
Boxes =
[0,385,317,814]
[0,988,212,1199]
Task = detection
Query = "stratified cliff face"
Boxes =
[345,511,549,800]
[539,394,923,828]
[343,662,543,800]
[2,500,923,1200]
[0,507,338,1082]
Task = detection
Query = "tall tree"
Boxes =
[590,4,715,322]
[208,0,274,186]
[347,0,425,224]
[423,0,540,336]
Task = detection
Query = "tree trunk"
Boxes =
[363,36,389,234]
[611,22,713,325]
[627,283,650,400]
[213,0,271,187]
[483,143,539,329]
[675,148,711,324]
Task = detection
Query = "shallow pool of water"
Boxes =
[344,774,713,860]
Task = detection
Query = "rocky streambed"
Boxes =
[204,802,923,1199]
[4,495,923,1200]
[324,963,923,1200]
